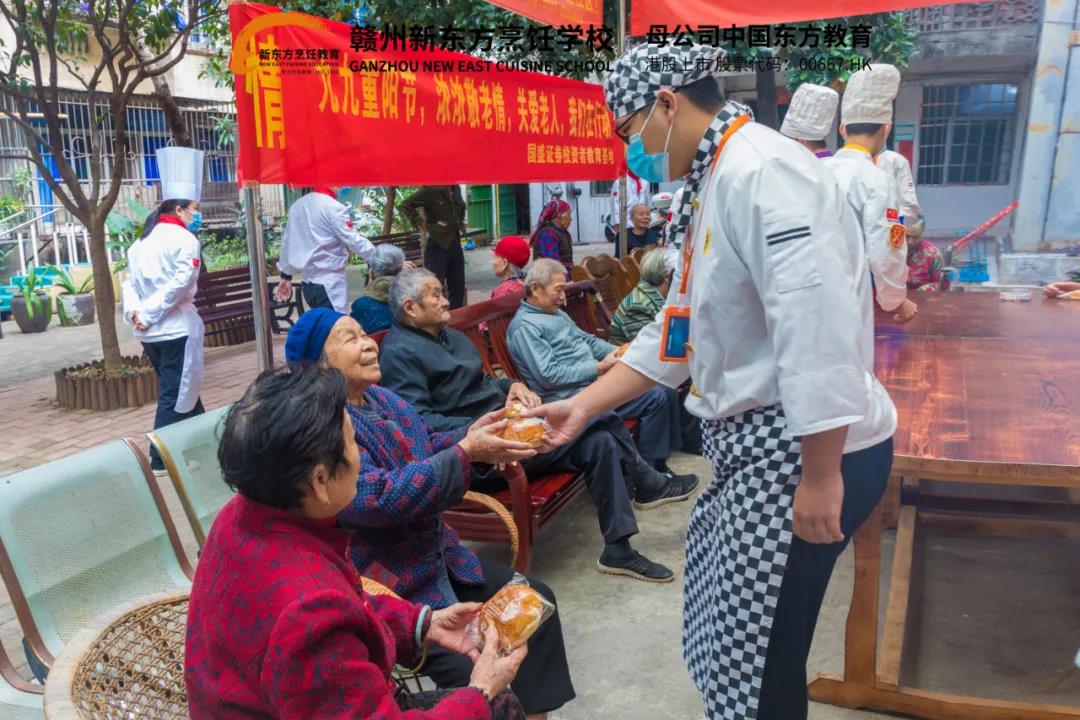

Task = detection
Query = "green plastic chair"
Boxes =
[0,438,194,671]
[0,641,42,720]
[148,406,234,548]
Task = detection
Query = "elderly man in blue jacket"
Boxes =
[507,258,692,480]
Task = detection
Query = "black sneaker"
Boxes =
[634,472,700,510]
[597,549,674,583]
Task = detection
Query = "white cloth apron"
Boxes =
[685,406,801,720]
[307,271,350,314]
[174,305,205,414]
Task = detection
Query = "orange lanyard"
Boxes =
[678,114,750,297]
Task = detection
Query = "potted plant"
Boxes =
[11,268,52,333]
[48,264,96,327]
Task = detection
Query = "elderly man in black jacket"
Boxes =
[377,268,699,584]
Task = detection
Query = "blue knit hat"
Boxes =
[285,307,344,364]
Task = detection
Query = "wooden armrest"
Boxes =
[461,490,520,568]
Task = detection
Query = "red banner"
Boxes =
[229,3,621,187]
[630,0,985,35]
[484,0,602,30]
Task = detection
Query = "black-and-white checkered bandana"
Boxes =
[604,43,727,120]
[667,101,752,249]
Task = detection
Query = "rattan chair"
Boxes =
[42,590,188,720]
[0,640,42,719]
[148,406,234,547]
[0,439,194,672]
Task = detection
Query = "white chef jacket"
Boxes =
[621,122,896,454]
[823,147,908,312]
[876,149,921,221]
[122,222,202,342]
[610,175,651,228]
[279,191,376,312]
[122,221,205,413]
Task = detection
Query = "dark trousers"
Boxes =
[473,411,640,546]
[615,385,682,461]
[300,281,333,310]
[678,383,703,455]
[757,437,893,720]
[142,337,205,469]
[425,240,466,309]
[422,558,576,715]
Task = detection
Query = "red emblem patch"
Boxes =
[886,208,899,221]
[346,220,354,229]
[192,258,200,268]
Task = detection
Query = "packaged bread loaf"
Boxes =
[501,402,548,447]
[468,575,555,655]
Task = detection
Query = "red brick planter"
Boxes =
[54,355,159,411]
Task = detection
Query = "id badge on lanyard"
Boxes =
[659,114,749,363]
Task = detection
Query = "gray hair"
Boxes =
[524,258,566,297]
[631,203,650,215]
[370,244,406,278]
[639,248,671,287]
[389,267,436,323]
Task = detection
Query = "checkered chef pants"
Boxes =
[686,406,802,720]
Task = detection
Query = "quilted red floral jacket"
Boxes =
[185,495,490,720]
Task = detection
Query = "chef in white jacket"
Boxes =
[876,148,921,221]
[122,146,206,475]
[824,64,917,322]
[526,44,897,720]
[273,186,377,313]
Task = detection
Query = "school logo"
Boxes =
[886,208,899,222]
[888,223,906,249]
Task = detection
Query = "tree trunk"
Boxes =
[87,216,125,375]
[754,67,780,130]
[133,38,192,147]
[151,74,192,147]
[382,186,397,235]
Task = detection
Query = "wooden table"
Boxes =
[808,292,1080,720]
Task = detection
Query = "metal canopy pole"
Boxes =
[244,183,273,372]
[617,0,628,258]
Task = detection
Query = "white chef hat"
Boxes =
[841,64,901,126]
[780,83,839,141]
[156,146,205,201]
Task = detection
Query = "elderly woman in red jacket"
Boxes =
[185,365,527,720]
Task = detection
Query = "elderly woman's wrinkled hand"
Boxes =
[428,602,484,661]
[459,409,537,465]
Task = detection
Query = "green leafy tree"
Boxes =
[0,0,218,374]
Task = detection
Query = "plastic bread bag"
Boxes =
[501,403,550,448]
[467,574,555,656]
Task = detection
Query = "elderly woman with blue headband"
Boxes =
[284,308,577,720]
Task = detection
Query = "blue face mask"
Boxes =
[186,210,203,233]
[626,103,675,184]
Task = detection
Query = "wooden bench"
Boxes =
[369,231,424,265]
[368,228,486,267]
[194,267,299,347]
[373,282,619,572]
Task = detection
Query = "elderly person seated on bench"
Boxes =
[378,268,697,583]
[508,259,694,478]
[351,244,406,334]
[186,364,528,720]
[283,308,575,720]
[609,248,672,345]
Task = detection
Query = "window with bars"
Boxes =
[917,83,1018,186]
